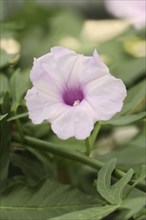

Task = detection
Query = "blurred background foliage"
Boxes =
[0,1,146,219]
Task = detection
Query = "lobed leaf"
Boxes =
[97,159,134,204]
[118,197,146,220]
[110,168,134,204]
[50,204,119,220]
[0,178,103,220]
[134,207,146,220]
[131,165,146,189]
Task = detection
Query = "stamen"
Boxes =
[73,100,80,106]
[62,87,84,106]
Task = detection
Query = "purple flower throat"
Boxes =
[62,87,84,106]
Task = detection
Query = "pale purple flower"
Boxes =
[105,0,146,29]
[25,47,126,140]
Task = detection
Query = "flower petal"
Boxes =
[74,101,95,140]
[51,108,75,140]
[25,87,68,124]
[51,46,82,86]
[30,57,62,96]
[78,49,109,85]
[85,75,127,120]
[52,47,86,89]
[51,46,76,58]
[32,47,80,90]
[51,100,95,140]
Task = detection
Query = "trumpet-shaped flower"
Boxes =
[105,0,146,29]
[25,47,126,140]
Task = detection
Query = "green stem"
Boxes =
[90,122,102,148]
[12,132,146,193]
[85,138,91,156]
[15,119,24,142]
[85,122,102,156]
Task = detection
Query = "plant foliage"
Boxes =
[0,1,145,220]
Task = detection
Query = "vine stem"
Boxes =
[85,122,102,156]
[12,132,146,193]
[85,138,91,156]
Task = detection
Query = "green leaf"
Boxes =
[118,197,146,220]
[0,179,102,220]
[50,204,119,220]
[10,144,57,186]
[1,92,10,114]
[134,207,146,220]
[0,93,11,194]
[110,169,134,204]
[121,80,146,115]
[97,159,117,204]
[10,153,42,186]
[7,112,28,121]
[97,159,134,204]
[105,112,146,126]
[10,69,31,110]
[0,49,15,68]
[0,74,9,105]
[0,74,9,94]
[0,113,8,121]
[131,165,146,189]
[27,147,56,178]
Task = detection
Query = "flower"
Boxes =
[105,0,146,29]
[25,47,126,140]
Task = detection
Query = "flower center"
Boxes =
[62,87,84,106]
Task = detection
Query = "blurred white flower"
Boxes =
[105,0,146,29]
[0,38,20,54]
[82,20,129,42]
